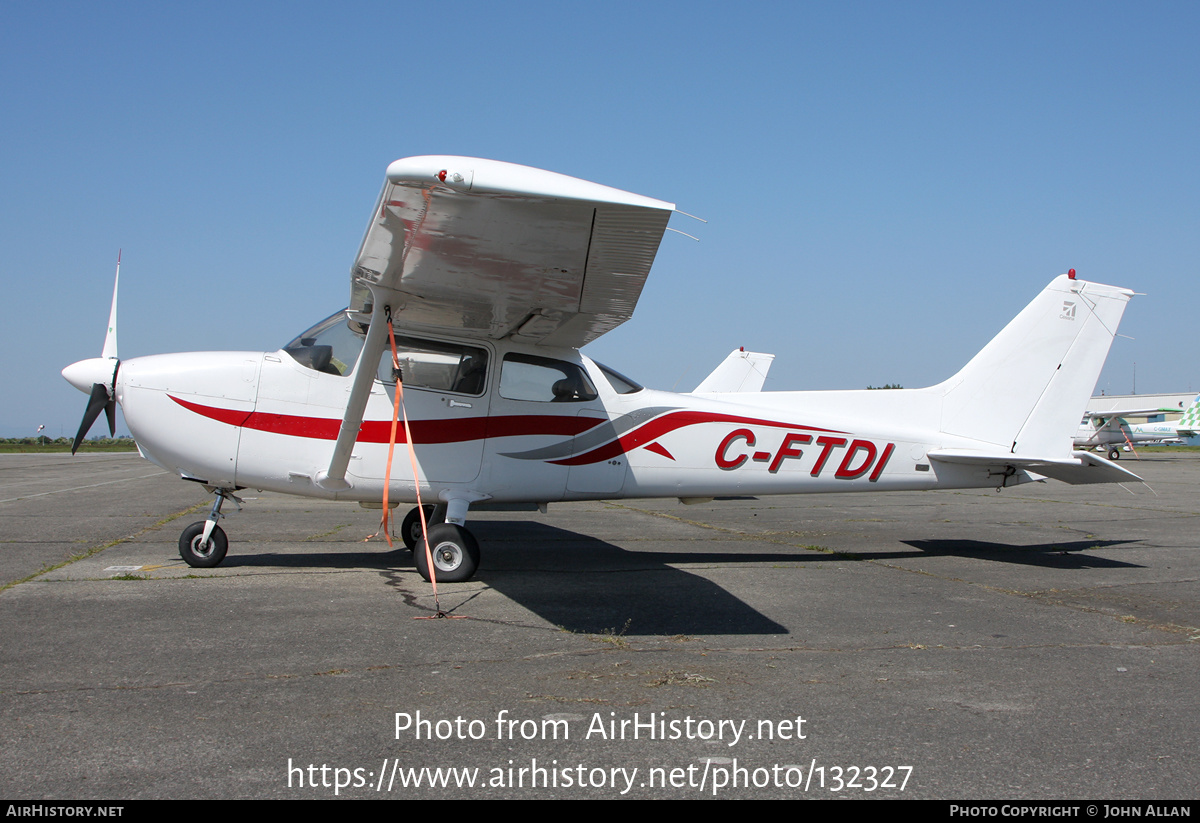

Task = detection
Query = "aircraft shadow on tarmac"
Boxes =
[900,539,1145,569]
[461,521,798,635]
[220,520,794,636]
[212,525,1143,634]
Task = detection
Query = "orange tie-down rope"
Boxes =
[368,308,465,619]
[1121,428,1141,460]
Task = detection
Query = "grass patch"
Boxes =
[0,437,138,453]
[592,619,632,648]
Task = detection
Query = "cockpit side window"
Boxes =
[377,336,489,396]
[283,310,365,376]
[499,353,598,402]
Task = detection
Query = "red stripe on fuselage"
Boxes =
[168,395,596,444]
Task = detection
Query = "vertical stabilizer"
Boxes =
[935,274,1133,456]
[692,349,776,393]
[1177,394,1200,436]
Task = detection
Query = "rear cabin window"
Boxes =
[499,353,598,402]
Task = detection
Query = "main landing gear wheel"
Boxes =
[414,523,480,583]
[179,521,228,568]
[401,505,443,551]
[1108,448,1121,461]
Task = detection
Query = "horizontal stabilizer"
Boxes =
[693,349,775,393]
[929,449,1142,485]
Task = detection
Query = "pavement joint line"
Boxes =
[0,501,207,593]
[45,568,383,581]
[14,637,1190,700]
[0,471,169,504]
[38,567,415,582]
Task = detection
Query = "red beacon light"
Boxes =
[1068,268,1076,280]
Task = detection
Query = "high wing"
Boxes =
[1083,407,1175,420]
[349,156,676,348]
[319,157,676,490]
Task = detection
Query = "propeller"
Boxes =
[62,252,122,454]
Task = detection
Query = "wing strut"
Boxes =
[316,291,393,491]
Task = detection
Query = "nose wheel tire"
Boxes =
[401,505,442,551]
[179,522,229,568]
[414,523,480,583]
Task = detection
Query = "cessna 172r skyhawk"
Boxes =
[63,156,1141,582]
[1074,394,1200,459]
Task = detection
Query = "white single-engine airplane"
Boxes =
[63,156,1142,582]
[1074,394,1200,459]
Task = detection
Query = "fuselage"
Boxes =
[1125,418,1195,444]
[1073,417,1181,450]
[113,320,1032,507]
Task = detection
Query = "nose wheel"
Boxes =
[179,489,240,568]
[179,521,228,567]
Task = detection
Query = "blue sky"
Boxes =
[3,1,1197,437]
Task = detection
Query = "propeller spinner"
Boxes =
[62,252,122,454]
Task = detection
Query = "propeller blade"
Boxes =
[102,251,120,360]
[66,252,124,454]
[72,383,110,455]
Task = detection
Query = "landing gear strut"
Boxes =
[179,489,241,568]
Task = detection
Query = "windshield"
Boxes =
[283,310,365,376]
